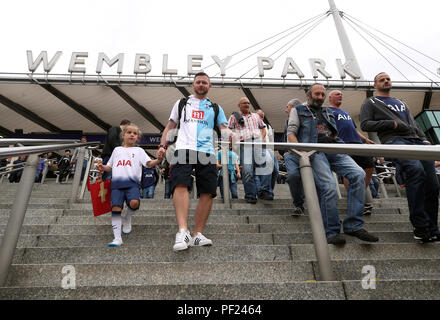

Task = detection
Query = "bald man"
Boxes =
[328,90,376,215]
[228,97,271,203]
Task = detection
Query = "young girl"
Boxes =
[97,124,162,246]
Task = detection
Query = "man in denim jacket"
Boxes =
[287,84,378,245]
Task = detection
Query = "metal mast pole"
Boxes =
[328,0,364,79]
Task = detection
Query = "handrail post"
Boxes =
[391,175,402,197]
[0,154,38,286]
[79,151,93,200]
[70,147,85,203]
[379,178,389,198]
[40,158,49,184]
[292,149,336,281]
[221,142,231,208]
[365,185,374,204]
[333,172,342,200]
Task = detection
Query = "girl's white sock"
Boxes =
[111,212,122,241]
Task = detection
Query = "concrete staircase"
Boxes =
[1,179,440,300]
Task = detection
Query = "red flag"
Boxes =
[87,174,111,216]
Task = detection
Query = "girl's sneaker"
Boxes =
[173,229,192,251]
[190,232,213,247]
[108,239,123,247]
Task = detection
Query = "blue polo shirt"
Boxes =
[328,107,362,144]
[375,96,409,123]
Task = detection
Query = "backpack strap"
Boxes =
[178,97,221,137]
[211,102,221,138]
[177,97,188,129]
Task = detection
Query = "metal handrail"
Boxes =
[223,141,440,282]
[0,162,25,176]
[0,139,82,146]
[0,141,100,159]
[0,140,100,286]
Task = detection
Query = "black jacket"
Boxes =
[360,96,426,144]
[102,126,122,158]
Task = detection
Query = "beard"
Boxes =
[194,87,209,97]
[309,98,324,109]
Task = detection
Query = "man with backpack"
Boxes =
[157,72,234,252]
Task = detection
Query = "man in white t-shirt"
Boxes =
[158,72,235,251]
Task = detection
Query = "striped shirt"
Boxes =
[228,112,266,141]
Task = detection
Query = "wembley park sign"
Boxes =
[26,50,362,80]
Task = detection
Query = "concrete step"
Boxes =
[2,279,440,300]
[12,245,292,264]
[0,231,427,248]
[11,243,440,265]
[0,221,420,235]
[291,243,440,261]
[259,222,418,233]
[1,233,275,248]
[5,261,314,287]
[0,281,345,300]
[6,258,440,288]
[0,213,413,226]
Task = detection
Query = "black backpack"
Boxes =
[177,97,221,139]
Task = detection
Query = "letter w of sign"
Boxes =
[192,110,204,120]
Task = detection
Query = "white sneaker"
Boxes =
[190,232,213,247]
[122,215,132,234]
[173,229,192,251]
[108,239,123,247]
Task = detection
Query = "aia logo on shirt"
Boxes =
[116,160,132,167]
[192,110,204,120]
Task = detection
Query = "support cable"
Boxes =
[343,12,440,65]
[343,16,412,82]
[248,13,331,80]
[204,11,328,74]
[239,14,330,80]
[343,15,440,83]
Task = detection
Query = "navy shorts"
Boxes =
[111,186,140,208]
[170,149,217,197]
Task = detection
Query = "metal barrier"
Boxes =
[0,139,100,286]
[220,141,440,281]
[0,162,25,183]
[1,139,440,285]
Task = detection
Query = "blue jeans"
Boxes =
[218,174,238,199]
[164,179,171,199]
[369,177,379,198]
[102,156,112,181]
[142,185,156,198]
[387,137,440,234]
[284,153,304,209]
[255,151,279,197]
[239,141,272,199]
[311,152,366,238]
[80,160,88,182]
